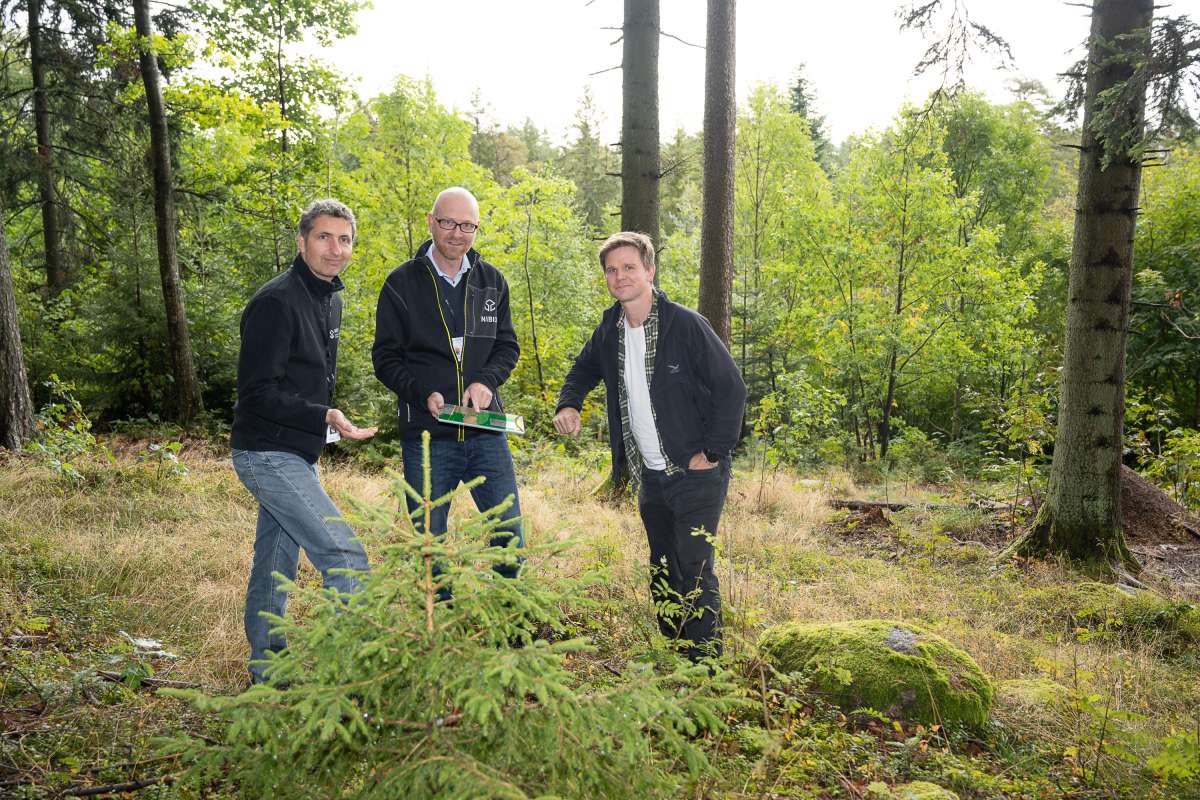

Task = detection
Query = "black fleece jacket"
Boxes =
[231,255,342,463]
[556,290,747,485]
[373,241,519,440]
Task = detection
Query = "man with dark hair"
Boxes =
[231,198,375,684]
[555,231,746,661]
[372,187,523,573]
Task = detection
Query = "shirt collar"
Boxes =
[616,291,660,328]
[427,246,472,287]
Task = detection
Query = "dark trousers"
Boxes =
[638,462,730,659]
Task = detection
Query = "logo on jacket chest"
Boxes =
[467,288,500,336]
[479,297,498,324]
[329,327,340,340]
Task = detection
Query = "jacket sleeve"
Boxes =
[373,276,426,406]
[690,315,746,458]
[237,295,328,434]
[467,273,520,393]
[556,322,605,412]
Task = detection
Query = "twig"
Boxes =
[64,774,176,797]
[380,712,464,731]
[94,671,197,690]
[660,30,704,49]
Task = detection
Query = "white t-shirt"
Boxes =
[623,318,667,471]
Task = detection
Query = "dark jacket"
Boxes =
[231,255,342,463]
[557,290,747,484]
[373,241,519,440]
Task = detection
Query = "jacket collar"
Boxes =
[292,254,344,296]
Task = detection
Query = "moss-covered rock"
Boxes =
[758,619,993,728]
[1027,581,1199,655]
[893,781,960,799]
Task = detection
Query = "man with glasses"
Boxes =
[373,187,523,577]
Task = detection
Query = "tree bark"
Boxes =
[1009,0,1151,573]
[698,0,735,347]
[28,0,66,293]
[621,0,659,246]
[0,191,36,449]
[134,0,203,423]
[1193,365,1200,429]
[879,178,909,461]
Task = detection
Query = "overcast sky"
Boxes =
[315,0,1200,145]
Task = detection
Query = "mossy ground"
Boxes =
[2,440,1198,798]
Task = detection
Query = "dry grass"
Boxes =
[3,443,1198,775]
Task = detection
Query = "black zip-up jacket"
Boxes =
[231,255,342,463]
[556,290,747,485]
[373,241,519,440]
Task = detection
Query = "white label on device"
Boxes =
[326,425,341,443]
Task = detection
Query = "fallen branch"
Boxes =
[830,499,1015,513]
[64,773,176,797]
[831,500,908,512]
[95,671,198,690]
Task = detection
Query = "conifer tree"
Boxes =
[164,433,734,799]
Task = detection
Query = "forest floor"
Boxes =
[1,437,1198,799]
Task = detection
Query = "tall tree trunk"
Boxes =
[621,0,659,245]
[0,192,36,449]
[28,0,66,293]
[879,185,909,461]
[134,0,202,423]
[698,0,735,347]
[1009,0,1151,573]
[519,196,545,395]
[1192,365,1200,428]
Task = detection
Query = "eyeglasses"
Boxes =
[434,217,479,234]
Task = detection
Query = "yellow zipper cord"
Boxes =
[425,265,465,442]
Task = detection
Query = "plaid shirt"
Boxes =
[616,295,681,482]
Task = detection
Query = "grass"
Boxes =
[2,440,1199,798]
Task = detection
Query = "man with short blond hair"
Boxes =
[373,187,523,573]
[555,230,746,661]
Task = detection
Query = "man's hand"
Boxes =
[326,408,377,441]
[426,392,446,418]
[554,407,582,436]
[688,451,718,470]
[462,382,493,410]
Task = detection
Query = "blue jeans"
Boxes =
[231,449,369,683]
[401,433,523,581]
